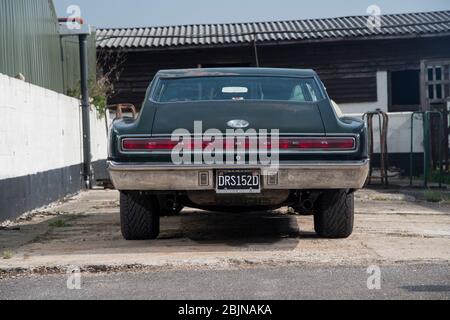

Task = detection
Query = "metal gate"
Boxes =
[420,59,450,173]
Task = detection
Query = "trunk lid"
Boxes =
[151,101,325,135]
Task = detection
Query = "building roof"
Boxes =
[156,67,317,78]
[97,10,450,50]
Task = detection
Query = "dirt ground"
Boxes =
[0,188,449,274]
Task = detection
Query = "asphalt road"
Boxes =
[1,264,449,300]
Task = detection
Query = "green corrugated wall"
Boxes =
[0,0,96,94]
[60,34,97,93]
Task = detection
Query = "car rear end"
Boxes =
[108,68,369,240]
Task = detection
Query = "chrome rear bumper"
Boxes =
[108,160,370,191]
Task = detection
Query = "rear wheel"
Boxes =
[120,192,160,240]
[314,190,354,238]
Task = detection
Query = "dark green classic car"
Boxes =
[108,68,369,240]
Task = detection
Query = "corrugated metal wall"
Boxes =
[0,0,96,94]
[60,35,97,93]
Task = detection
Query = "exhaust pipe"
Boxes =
[165,199,176,210]
[302,199,314,211]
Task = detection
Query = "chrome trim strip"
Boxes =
[108,159,369,171]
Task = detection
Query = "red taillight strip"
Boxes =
[122,138,180,151]
[122,138,212,151]
[122,137,356,151]
[278,138,356,150]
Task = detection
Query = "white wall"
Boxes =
[345,111,424,153]
[335,70,423,154]
[90,108,109,163]
[0,73,108,180]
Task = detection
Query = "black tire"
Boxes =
[120,192,160,240]
[314,190,354,239]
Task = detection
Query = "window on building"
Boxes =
[426,65,449,101]
[389,70,421,112]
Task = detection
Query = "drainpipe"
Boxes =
[79,34,92,188]
[58,19,93,189]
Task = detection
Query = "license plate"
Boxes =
[216,170,261,194]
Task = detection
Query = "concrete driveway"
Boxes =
[0,188,449,299]
[1,188,449,271]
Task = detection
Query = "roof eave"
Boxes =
[96,31,450,51]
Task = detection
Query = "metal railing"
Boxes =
[410,111,444,188]
[363,110,389,186]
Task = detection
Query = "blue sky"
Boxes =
[54,0,450,28]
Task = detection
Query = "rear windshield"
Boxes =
[152,76,323,103]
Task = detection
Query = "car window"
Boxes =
[153,76,323,103]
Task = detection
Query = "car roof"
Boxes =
[156,67,317,79]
